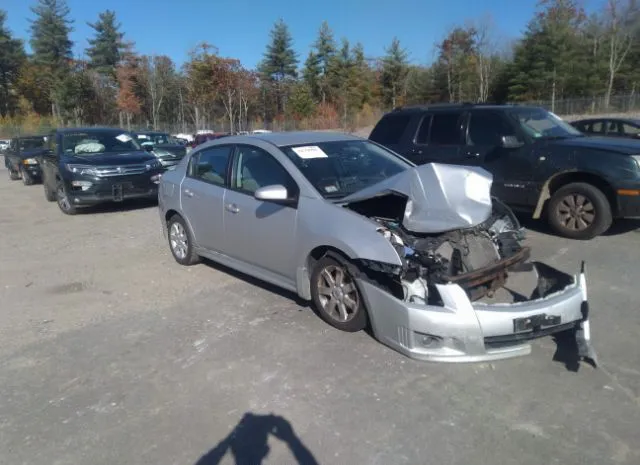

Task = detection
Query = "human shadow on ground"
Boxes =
[194,412,319,465]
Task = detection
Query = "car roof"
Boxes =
[239,130,361,147]
[57,127,131,134]
[387,103,542,114]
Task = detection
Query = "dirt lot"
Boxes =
[1,157,640,465]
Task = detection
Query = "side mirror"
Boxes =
[500,135,525,149]
[254,184,290,202]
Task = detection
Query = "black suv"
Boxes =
[370,104,640,239]
[134,131,187,170]
[4,135,48,185]
[37,128,164,215]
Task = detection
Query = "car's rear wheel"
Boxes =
[310,256,368,332]
[547,182,612,240]
[167,215,200,265]
[56,181,77,215]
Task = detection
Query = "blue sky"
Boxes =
[3,0,603,69]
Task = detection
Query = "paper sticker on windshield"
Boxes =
[324,185,338,193]
[291,145,328,159]
[116,134,132,143]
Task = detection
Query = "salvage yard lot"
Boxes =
[1,160,640,465]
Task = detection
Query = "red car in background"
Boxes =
[189,132,229,149]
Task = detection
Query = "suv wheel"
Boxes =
[8,167,19,181]
[310,256,368,332]
[547,182,612,240]
[21,167,33,186]
[56,181,77,215]
[43,177,56,201]
[167,215,200,265]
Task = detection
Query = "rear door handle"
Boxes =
[225,203,240,214]
[183,189,194,197]
[465,151,480,158]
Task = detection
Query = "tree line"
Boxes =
[1,0,640,135]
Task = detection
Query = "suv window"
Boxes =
[590,121,604,133]
[415,115,432,144]
[621,122,640,136]
[190,145,232,186]
[370,114,411,144]
[234,145,296,196]
[429,112,463,145]
[467,111,516,146]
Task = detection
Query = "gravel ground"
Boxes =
[1,156,639,465]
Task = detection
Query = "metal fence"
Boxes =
[519,93,640,118]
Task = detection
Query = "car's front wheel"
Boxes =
[20,167,33,186]
[167,215,200,265]
[547,182,612,240]
[8,167,19,180]
[310,256,368,332]
[56,181,77,215]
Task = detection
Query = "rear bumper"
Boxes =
[359,262,594,363]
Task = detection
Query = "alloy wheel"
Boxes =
[57,185,72,212]
[316,265,359,323]
[169,221,188,260]
[556,194,595,231]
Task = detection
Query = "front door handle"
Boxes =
[464,151,480,158]
[225,203,240,214]
[183,189,194,198]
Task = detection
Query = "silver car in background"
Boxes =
[158,131,596,364]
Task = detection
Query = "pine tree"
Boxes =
[0,10,26,116]
[260,19,298,115]
[313,21,336,103]
[380,37,409,108]
[86,10,126,77]
[29,0,73,70]
[302,51,321,101]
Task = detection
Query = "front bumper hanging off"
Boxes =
[358,261,596,365]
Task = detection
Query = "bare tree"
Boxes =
[470,16,498,102]
[604,0,637,109]
[139,55,175,129]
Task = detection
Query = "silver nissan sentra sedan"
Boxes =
[158,131,596,364]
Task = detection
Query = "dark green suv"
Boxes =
[369,104,640,239]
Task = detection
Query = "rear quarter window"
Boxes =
[369,114,411,144]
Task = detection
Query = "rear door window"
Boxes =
[189,145,233,186]
[429,112,463,145]
[370,114,411,144]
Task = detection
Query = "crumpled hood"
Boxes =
[340,163,494,233]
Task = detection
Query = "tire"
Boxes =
[43,179,56,201]
[56,180,78,215]
[310,256,368,332]
[167,214,200,265]
[547,182,612,240]
[21,167,33,186]
[8,167,19,181]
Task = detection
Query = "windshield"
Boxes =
[282,140,410,199]
[508,108,583,139]
[19,137,46,151]
[137,133,175,145]
[62,131,141,155]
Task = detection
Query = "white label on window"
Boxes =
[291,145,328,159]
[116,134,132,143]
[324,185,338,193]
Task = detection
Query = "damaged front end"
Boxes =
[341,163,596,364]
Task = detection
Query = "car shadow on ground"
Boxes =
[74,198,158,215]
[514,212,640,238]
[194,412,319,465]
[200,258,310,308]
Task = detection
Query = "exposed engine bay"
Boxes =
[345,192,532,303]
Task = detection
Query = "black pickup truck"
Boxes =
[37,127,165,215]
[4,135,48,185]
[369,104,640,239]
